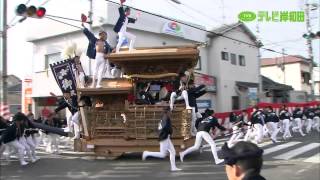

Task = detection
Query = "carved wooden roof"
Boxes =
[107,45,199,75]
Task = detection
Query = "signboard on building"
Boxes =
[22,79,33,113]
[248,87,258,106]
[162,21,185,37]
[196,100,212,109]
[194,72,217,93]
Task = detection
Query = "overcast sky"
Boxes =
[5,0,320,78]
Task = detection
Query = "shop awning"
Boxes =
[262,76,293,91]
[236,81,259,88]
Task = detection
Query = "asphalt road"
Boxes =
[1,131,319,180]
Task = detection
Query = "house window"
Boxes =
[239,55,246,66]
[221,51,229,61]
[45,52,61,70]
[231,53,237,65]
[301,72,311,84]
[232,96,240,110]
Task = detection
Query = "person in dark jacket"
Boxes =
[139,83,155,105]
[0,116,9,136]
[304,107,316,134]
[44,113,62,154]
[23,115,40,161]
[54,92,80,140]
[313,106,320,132]
[82,22,114,88]
[244,106,265,144]
[264,106,281,143]
[218,141,266,180]
[142,107,182,171]
[114,0,137,52]
[228,111,250,147]
[292,107,306,136]
[279,105,292,140]
[180,109,226,164]
[170,72,192,111]
[0,113,32,166]
[187,80,207,136]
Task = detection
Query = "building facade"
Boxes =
[29,3,259,114]
[261,55,319,101]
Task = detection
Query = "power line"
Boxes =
[45,16,82,29]
[40,0,52,7]
[104,0,310,60]
[164,0,207,25]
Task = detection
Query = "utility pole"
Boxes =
[0,0,8,105]
[256,24,263,101]
[282,48,286,85]
[305,1,315,101]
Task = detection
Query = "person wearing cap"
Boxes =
[114,0,137,53]
[142,107,182,171]
[170,72,192,111]
[244,106,265,144]
[0,113,35,166]
[292,107,306,136]
[264,106,281,143]
[82,22,113,88]
[279,105,292,140]
[218,141,266,180]
[180,109,226,164]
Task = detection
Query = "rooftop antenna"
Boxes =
[220,0,226,24]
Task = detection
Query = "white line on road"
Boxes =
[264,141,301,155]
[114,166,150,170]
[303,153,320,163]
[273,143,320,160]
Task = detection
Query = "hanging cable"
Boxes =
[45,16,82,29]
[104,0,310,60]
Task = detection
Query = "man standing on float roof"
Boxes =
[114,0,137,53]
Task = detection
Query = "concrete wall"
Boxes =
[261,63,312,94]
[208,27,259,112]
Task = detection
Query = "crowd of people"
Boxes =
[0,111,66,166]
[227,105,320,147]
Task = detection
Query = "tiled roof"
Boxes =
[261,55,310,66]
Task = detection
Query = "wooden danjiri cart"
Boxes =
[75,45,199,159]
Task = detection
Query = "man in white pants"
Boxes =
[170,72,192,111]
[44,113,61,154]
[228,110,249,147]
[82,24,113,88]
[0,113,36,166]
[180,109,226,164]
[142,107,182,171]
[264,106,281,143]
[244,106,265,144]
[313,107,320,132]
[292,108,306,136]
[279,105,292,140]
[303,107,315,134]
[54,93,80,140]
[114,0,137,53]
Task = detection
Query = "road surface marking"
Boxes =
[264,141,301,155]
[114,166,150,170]
[273,143,320,160]
[303,153,320,163]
